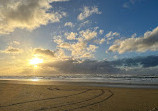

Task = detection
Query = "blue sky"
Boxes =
[0,0,158,75]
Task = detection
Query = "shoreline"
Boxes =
[0,79,158,89]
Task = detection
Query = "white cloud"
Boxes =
[54,28,101,59]
[55,49,69,60]
[0,0,67,34]
[131,33,137,38]
[106,31,120,38]
[93,38,105,44]
[87,45,98,52]
[79,29,97,41]
[77,6,101,21]
[105,31,120,44]
[78,20,91,30]
[64,22,74,27]
[108,26,158,53]
[99,30,104,35]
[58,42,72,49]
[65,32,77,40]
[54,36,64,44]
[55,39,93,58]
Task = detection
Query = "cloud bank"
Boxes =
[21,55,158,75]
[40,59,120,74]
[112,55,158,68]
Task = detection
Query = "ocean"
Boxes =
[0,73,158,86]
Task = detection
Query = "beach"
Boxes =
[0,80,158,111]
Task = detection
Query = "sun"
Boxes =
[29,58,43,66]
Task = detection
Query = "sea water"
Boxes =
[0,73,158,85]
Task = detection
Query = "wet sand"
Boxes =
[0,80,158,111]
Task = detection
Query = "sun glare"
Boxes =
[31,78,40,81]
[29,58,43,65]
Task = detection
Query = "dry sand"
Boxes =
[0,81,158,111]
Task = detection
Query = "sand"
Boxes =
[0,80,158,111]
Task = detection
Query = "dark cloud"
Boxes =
[111,55,158,68]
[41,59,120,74]
[40,55,158,75]
[20,55,158,75]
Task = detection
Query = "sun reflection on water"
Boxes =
[31,78,40,82]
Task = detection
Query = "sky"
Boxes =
[0,0,158,76]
